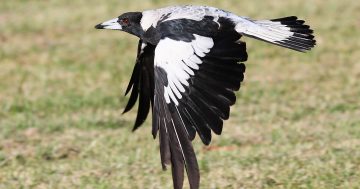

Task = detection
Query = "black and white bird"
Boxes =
[95,5,315,189]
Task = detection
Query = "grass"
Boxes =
[0,0,360,188]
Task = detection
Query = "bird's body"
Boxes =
[95,5,315,189]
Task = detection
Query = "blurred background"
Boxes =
[0,0,359,188]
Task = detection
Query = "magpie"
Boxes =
[95,5,315,189]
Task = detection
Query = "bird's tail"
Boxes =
[234,16,316,52]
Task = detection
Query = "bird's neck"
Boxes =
[141,26,161,45]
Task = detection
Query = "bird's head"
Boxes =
[95,12,144,37]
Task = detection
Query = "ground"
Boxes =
[0,0,359,188]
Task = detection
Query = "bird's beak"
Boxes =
[95,18,122,30]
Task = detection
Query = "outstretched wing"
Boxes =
[123,40,155,130]
[152,17,247,189]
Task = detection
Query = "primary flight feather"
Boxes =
[95,5,315,189]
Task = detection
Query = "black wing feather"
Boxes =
[122,40,155,130]
[133,70,151,130]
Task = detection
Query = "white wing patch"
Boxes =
[140,6,232,30]
[155,35,214,105]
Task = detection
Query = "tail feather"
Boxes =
[235,16,316,52]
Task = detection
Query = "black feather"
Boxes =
[122,40,155,130]
[122,82,139,114]
[133,68,151,130]
[125,62,140,95]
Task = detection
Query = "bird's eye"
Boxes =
[121,18,129,25]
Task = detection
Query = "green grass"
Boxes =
[1,0,360,188]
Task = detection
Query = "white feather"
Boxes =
[163,86,171,104]
[232,16,294,43]
[140,10,159,31]
[183,58,199,70]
